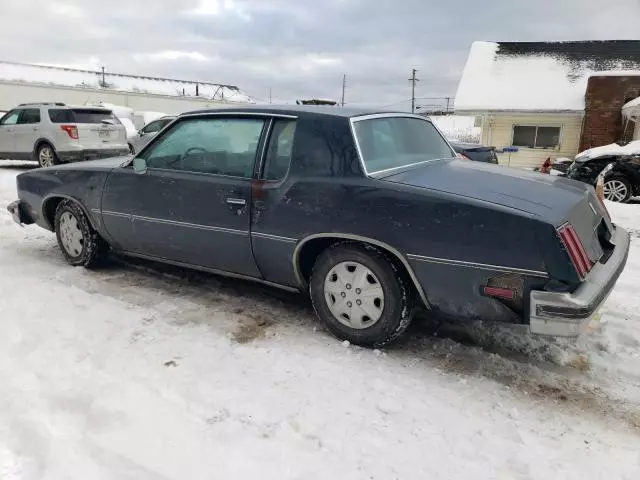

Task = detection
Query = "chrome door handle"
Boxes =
[226,198,246,206]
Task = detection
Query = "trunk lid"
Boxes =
[381,159,612,264]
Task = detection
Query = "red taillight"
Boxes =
[60,125,78,139]
[558,224,592,279]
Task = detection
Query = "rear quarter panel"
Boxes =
[17,167,111,232]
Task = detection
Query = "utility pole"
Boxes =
[269,87,272,104]
[445,96,451,114]
[341,74,346,107]
[409,68,419,113]
[101,66,106,87]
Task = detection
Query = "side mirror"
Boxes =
[133,158,147,174]
[139,130,144,137]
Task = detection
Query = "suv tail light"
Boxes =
[60,125,78,139]
[558,223,592,279]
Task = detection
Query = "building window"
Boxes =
[512,125,560,149]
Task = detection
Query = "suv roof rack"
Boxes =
[18,102,66,107]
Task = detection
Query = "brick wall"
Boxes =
[580,76,640,151]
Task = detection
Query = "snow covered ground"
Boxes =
[1,161,640,479]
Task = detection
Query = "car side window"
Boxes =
[1,110,21,125]
[262,119,297,181]
[17,109,41,124]
[48,109,75,123]
[141,119,166,135]
[140,117,265,178]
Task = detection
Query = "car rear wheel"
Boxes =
[54,200,107,267]
[309,243,415,347]
[37,144,59,168]
[603,176,632,203]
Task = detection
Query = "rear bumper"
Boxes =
[6,200,34,225]
[529,224,630,337]
[58,148,129,163]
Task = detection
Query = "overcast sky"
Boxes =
[1,0,639,110]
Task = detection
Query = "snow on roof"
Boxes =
[455,41,640,112]
[0,60,253,103]
[576,140,640,160]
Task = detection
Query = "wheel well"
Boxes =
[295,236,427,306]
[33,139,54,157]
[43,197,64,230]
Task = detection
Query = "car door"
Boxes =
[100,114,266,277]
[132,118,172,153]
[0,109,21,157]
[13,108,41,157]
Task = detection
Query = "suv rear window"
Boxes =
[352,116,455,174]
[48,108,119,124]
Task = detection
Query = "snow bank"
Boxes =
[429,115,481,143]
[576,140,640,161]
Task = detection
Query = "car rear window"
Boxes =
[48,108,119,124]
[352,116,455,174]
[71,109,119,124]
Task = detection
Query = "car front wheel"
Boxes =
[310,243,415,347]
[54,199,107,267]
[603,175,632,203]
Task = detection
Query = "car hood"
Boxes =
[51,156,132,170]
[379,159,592,221]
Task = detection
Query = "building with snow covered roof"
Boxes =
[0,60,253,116]
[454,41,640,168]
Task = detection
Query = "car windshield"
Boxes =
[353,116,455,174]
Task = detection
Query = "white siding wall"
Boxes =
[0,81,241,115]
[478,113,584,169]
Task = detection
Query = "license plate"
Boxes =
[99,130,110,138]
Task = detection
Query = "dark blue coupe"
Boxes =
[7,106,630,346]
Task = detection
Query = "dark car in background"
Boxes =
[7,106,629,347]
[450,141,498,164]
[567,155,640,203]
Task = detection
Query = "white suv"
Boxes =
[0,103,129,167]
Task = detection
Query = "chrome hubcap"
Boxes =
[604,180,628,202]
[324,261,384,329]
[58,212,84,257]
[39,147,54,167]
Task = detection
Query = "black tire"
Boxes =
[603,174,633,203]
[309,243,415,347]
[54,199,108,267]
[37,143,60,168]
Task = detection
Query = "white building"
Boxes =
[0,60,253,116]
